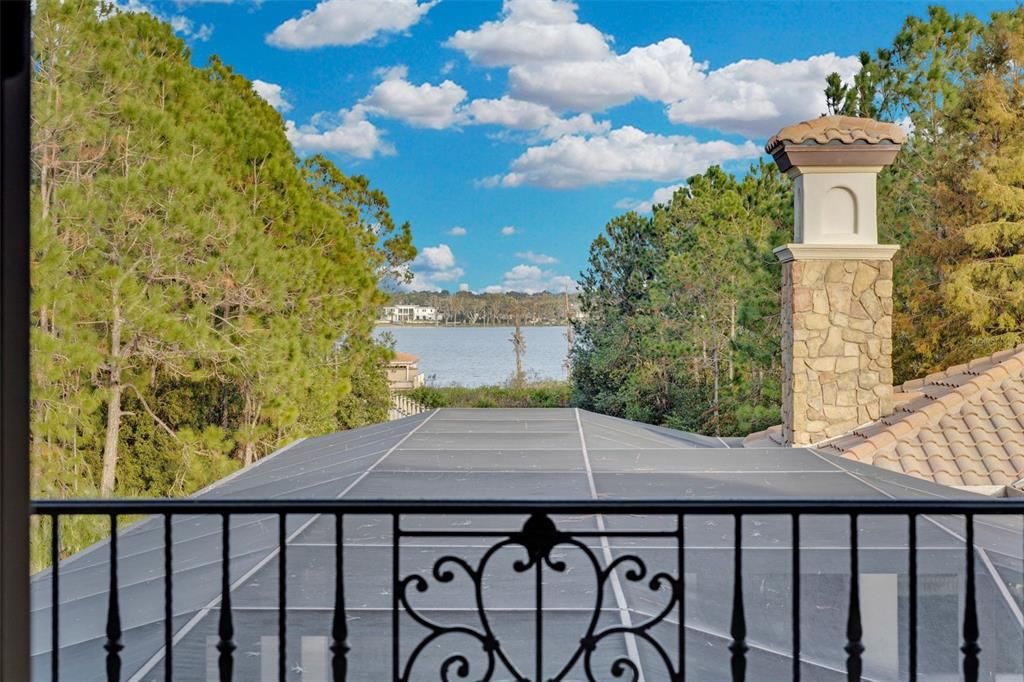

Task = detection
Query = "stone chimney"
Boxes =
[766,116,906,446]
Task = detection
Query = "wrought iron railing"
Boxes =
[30,498,1023,682]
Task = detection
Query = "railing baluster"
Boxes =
[27,498,1024,681]
[677,513,685,681]
[536,551,543,682]
[164,513,173,682]
[51,513,60,682]
[217,513,235,682]
[792,513,800,682]
[392,514,400,682]
[961,513,980,682]
[105,514,123,682]
[729,513,747,682]
[331,513,349,681]
[845,514,863,682]
[908,514,917,682]
[278,513,287,682]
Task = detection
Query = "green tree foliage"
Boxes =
[571,163,790,436]
[941,10,1024,353]
[829,52,882,117]
[30,0,411,525]
[822,6,1022,379]
[824,73,849,115]
[410,382,571,409]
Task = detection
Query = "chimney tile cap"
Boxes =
[765,115,907,155]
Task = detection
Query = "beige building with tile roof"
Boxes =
[747,344,1024,492]
[385,351,425,391]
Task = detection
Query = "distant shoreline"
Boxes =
[375,322,570,328]
[375,325,570,386]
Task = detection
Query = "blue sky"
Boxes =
[140,0,1016,293]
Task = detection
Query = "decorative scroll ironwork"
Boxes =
[31,498,1000,682]
[395,513,680,682]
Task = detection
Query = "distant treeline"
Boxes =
[410,382,571,409]
[385,291,580,326]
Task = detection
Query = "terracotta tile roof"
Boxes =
[765,115,907,154]
[391,351,419,364]
[825,345,1024,487]
[745,344,1024,488]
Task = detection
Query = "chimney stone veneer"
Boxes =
[767,116,907,446]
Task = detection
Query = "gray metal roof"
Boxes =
[31,409,1024,680]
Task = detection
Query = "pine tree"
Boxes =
[30,0,411,510]
[572,162,789,436]
[942,10,1024,353]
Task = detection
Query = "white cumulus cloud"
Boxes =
[402,244,466,291]
[115,1,213,41]
[466,96,608,139]
[448,226,468,236]
[509,38,704,112]
[486,264,579,293]
[505,264,543,284]
[494,126,758,189]
[449,0,859,139]
[666,53,861,137]
[501,226,517,235]
[356,78,608,137]
[445,0,610,67]
[414,244,458,271]
[514,251,558,264]
[251,80,292,112]
[267,0,438,49]
[285,106,394,159]
[361,71,468,129]
[615,183,686,213]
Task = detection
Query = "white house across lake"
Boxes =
[379,304,439,324]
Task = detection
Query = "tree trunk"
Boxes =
[100,306,123,497]
[100,382,122,497]
[729,299,736,383]
[712,344,720,436]
[240,390,260,466]
[511,315,526,388]
[242,439,256,467]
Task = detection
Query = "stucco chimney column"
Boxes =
[767,116,907,446]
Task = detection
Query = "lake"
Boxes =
[375,326,571,387]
